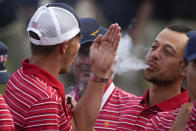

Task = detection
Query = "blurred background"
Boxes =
[1,0,196,96]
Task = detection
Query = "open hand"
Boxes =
[90,24,121,77]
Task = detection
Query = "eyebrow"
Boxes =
[153,40,177,55]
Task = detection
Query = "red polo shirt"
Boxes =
[184,100,196,130]
[4,59,72,130]
[70,81,137,130]
[0,95,14,131]
[117,88,190,130]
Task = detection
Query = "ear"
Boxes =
[59,41,69,54]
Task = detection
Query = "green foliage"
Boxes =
[0,84,6,94]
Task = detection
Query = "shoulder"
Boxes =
[116,87,137,98]
[7,68,60,101]
[113,87,138,102]
[110,86,141,106]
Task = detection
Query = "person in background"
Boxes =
[0,41,14,130]
[4,3,121,131]
[170,31,196,130]
[69,18,136,130]
[0,41,11,94]
[116,25,192,130]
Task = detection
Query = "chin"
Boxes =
[144,73,156,82]
[60,68,69,74]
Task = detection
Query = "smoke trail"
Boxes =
[112,34,149,75]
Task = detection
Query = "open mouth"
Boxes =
[146,62,159,71]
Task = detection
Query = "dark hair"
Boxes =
[29,31,58,56]
[166,25,192,34]
[30,43,58,56]
[29,31,81,56]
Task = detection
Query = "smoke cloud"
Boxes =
[112,34,149,75]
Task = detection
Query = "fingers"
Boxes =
[113,26,121,51]
[108,24,118,42]
[102,24,114,42]
[92,23,121,53]
[107,24,121,51]
[92,34,102,48]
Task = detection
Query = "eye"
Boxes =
[164,49,174,56]
[164,50,171,55]
[151,45,157,50]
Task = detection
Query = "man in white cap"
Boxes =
[4,3,121,131]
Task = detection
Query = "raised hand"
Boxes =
[90,24,121,77]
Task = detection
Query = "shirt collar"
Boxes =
[141,88,190,111]
[104,80,112,93]
[22,58,64,90]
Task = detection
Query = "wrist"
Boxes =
[91,68,110,78]
[90,73,110,83]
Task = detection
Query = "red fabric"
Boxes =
[0,95,14,131]
[94,87,137,130]
[117,88,190,130]
[70,82,137,130]
[184,100,196,130]
[4,58,72,130]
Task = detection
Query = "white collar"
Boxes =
[100,82,115,110]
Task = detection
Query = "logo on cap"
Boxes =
[90,29,99,36]
[32,22,38,29]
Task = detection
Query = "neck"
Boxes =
[148,81,182,106]
[29,55,60,78]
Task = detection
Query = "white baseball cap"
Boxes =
[27,3,82,46]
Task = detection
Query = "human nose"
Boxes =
[151,48,161,60]
[84,57,90,65]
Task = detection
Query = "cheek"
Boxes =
[73,59,81,75]
[73,59,81,70]
[186,68,196,88]
[145,52,151,62]
[75,57,83,65]
[75,42,80,53]
[187,68,196,82]
[72,42,80,56]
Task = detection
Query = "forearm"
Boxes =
[72,79,106,131]
[71,23,121,131]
